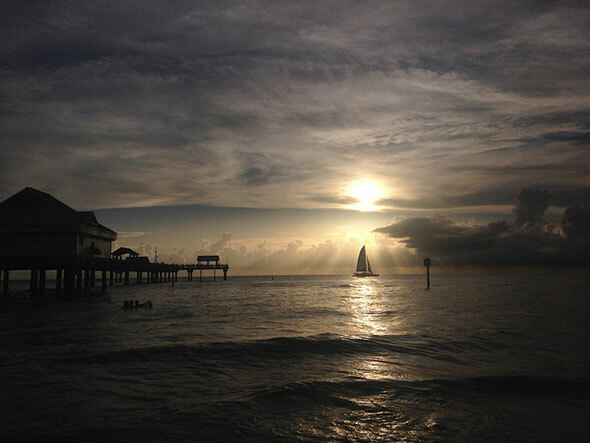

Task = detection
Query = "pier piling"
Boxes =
[56,269,62,295]
[30,269,38,298]
[3,270,9,298]
[39,269,46,296]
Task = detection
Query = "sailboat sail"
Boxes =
[353,245,378,276]
[356,246,367,272]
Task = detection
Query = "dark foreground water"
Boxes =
[1,274,589,441]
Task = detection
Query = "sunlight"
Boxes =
[349,281,386,336]
[348,181,383,211]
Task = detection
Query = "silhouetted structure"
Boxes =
[0,188,229,299]
[179,255,228,282]
[353,246,379,277]
[424,257,431,289]
[0,187,116,298]
[111,247,140,260]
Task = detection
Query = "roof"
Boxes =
[0,187,117,238]
[78,211,98,223]
[112,247,139,257]
[124,256,150,264]
[197,255,220,261]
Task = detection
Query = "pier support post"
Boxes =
[64,267,75,298]
[39,269,46,296]
[137,271,142,284]
[56,268,62,295]
[30,269,38,299]
[109,271,114,286]
[223,268,227,281]
[175,272,178,282]
[101,270,107,291]
[90,268,96,288]
[124,271,129,285]
[199,269,202,283]
[84,268,90,294]
[3,270,9,298]
[76,268,82,295]
[213,269,216,282]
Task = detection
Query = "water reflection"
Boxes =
[349,280,386,336]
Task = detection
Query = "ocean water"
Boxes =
[1,274,589,441]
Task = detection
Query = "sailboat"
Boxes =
[353,245,379,277]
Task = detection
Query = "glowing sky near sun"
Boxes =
[1,1,589,273]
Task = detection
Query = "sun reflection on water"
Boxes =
[349,280,386,336]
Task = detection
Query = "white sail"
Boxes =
[356,246,367,272]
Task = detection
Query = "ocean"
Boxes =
[1,274,589,441]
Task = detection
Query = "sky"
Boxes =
[1,1,589,274]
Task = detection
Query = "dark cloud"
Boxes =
[374,188,590,267]
[378,186,590,210]
[562,205,590,241]
[513,188,551,226]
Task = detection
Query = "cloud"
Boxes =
[374,188,590,267]
[0,1,589,213]
[113,229,419,274]
[513,188,551,226]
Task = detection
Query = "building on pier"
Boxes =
[111,247,140,260]
[0,187,116,259]
[0,187,117,298]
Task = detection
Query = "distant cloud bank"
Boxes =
[375,189,590,267]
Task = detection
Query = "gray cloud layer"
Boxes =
[1,1,589,210]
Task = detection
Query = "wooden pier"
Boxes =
[0,256,229,299]
[0,187,229,300]
[179,256,229,282]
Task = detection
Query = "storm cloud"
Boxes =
[374,188,590,267]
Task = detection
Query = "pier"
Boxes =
[180,256,229,282]
[0,187,229,299]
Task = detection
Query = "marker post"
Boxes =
[424,257,431,289]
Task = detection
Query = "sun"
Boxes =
[348,181,383,211]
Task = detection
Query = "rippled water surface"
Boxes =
[1,274,589,441]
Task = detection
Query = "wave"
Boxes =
[252,375,590,405]
[56,332,519,368]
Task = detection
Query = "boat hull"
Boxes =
[352,272,379,277]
